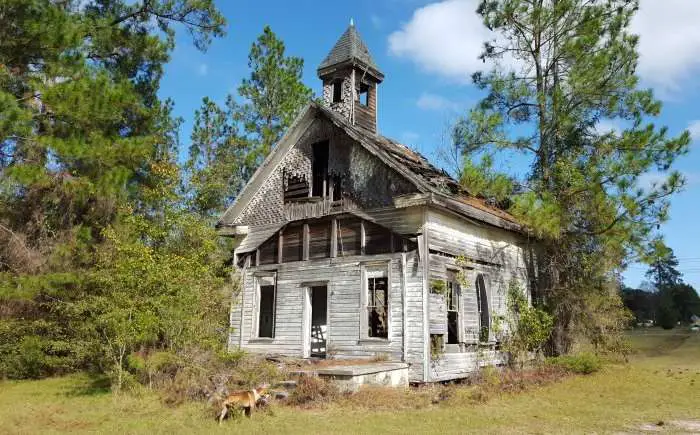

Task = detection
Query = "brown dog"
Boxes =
[218,385,268,423]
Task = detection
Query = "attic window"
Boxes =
[358,83,369,106]
[332,80,343,103]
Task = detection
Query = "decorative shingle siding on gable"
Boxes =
[233,117,417,227]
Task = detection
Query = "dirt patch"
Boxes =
[633,420,700,433]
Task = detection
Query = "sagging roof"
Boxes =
[314,103,522,231]
[217,102,521,233]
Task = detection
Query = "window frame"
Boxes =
[360,262,391,341]
[475,273,491,343]
[445,270,462,345]
[253,273,277,340]
[357,82,370,106]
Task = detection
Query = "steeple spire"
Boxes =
[317,22,382,80]
[318,23,384,133]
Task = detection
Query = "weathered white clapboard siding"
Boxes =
[230,251,426,380]
[362,206,424,235]
[429,350,504,382]
[424,209,531,380]
[429,293,447,335]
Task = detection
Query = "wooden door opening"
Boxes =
[310,285,328,357]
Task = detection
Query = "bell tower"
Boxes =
[318,20,384,133]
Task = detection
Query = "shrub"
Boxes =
[492,279,553,369]
[547,352,602,374]
[288,375,339,407]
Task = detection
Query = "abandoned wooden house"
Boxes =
[217,23,534,383]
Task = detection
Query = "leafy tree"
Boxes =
[456,0,690,354]
[656,291,679,330]
[620,287,657,323]
[0,0,228,380]
[657,283,700,326]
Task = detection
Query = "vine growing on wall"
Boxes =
[494,279,553,369]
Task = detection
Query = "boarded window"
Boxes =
[476,274,490,342]
[257,276,276,338]
[308,220,331,259]
[446,273,460,344]
[282,224,303,262]
[284,173,309,202]
[337,218,361,256]
[367,275,388,338]
[258,234,278,265]
[364,221,392,255]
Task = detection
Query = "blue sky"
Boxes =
[158,0,700,290]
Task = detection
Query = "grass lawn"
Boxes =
[1,329,699,434]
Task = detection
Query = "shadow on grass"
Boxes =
[63,374,112,397]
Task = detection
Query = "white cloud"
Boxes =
[594,119,623,135]
[688,120,700,141]
[631,0,700,95]
[389,0,700,95]
[197,63,209,76]
[416,92,461,111]
[388,0,491,83]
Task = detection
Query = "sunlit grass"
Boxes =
[1,330,698,434]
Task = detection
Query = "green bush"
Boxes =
[547,353,602,374]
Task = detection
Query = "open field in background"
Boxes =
[1,329,698,434]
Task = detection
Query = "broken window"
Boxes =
[358,83,369,106]
[312,141,329,198]
[446,272,460,344]
[256,275,277,338]
[332,79,343,103]
[366,268,388,339]
[476,274,490,342]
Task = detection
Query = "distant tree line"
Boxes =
[621,250,700,329]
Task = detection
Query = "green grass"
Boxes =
[2,329,699,434]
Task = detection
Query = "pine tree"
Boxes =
[185,26,313,217]
[457,0,690,354]
[231,26,313,165]
[645,249,683,288]
[0,0,227,379]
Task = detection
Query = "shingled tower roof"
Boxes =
[317,21,383,81]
